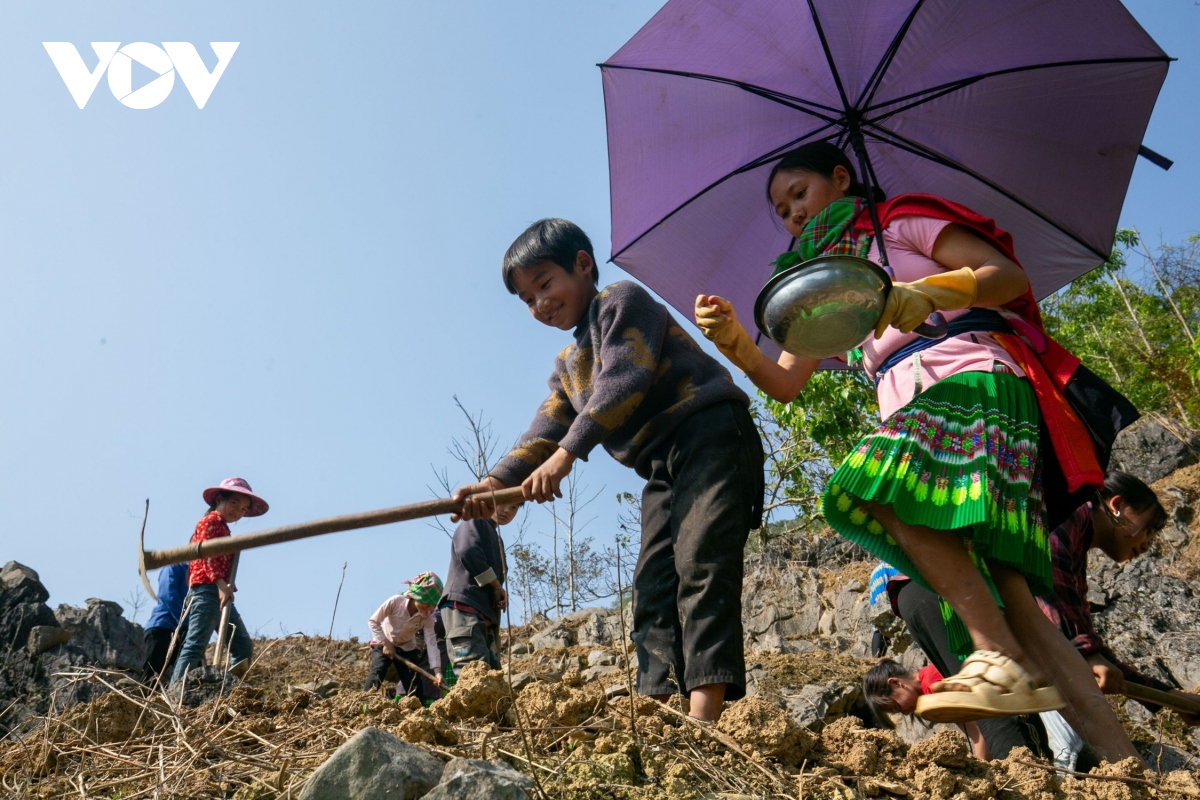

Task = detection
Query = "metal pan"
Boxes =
[754,254,947,359]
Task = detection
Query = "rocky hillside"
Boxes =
[1,418,1198,799]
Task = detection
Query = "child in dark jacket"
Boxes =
[454,219,764,721]
[142,562,189,683]
[440,502,517,676]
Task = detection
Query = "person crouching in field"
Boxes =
[864,658,990,760]
[364,572,446,702]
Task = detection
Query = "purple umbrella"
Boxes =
[601,0,1170,334]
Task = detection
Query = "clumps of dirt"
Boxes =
[513,679,606,728]
[326,689,411,725]
[60,691,143,744]
[716,696,813,765]
[395,707,458,746]
[1060,757,1151,800]
[432,661,511,721]
[818,714,906,775]
[906,726,970,770]
[1158,770,1200,798]
[989,747,1059,800]
[909,764,962,800]
[224,685,269,715]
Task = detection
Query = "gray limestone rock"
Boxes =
[298,726,444,800]
[575,613,611,647]
[587,649,616,667]
[1110,419,1199,485]
[784,681,861,732]
[583,665,623,683]
[529,622,573,651]
[27,625,71,655]
[1,562,50,605]
[54,598,144,671]
[421,757,533,800]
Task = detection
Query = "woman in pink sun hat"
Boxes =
[170,477,269,684]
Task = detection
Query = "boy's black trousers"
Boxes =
[632,399,763,701]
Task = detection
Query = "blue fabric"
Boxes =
[169,584,253,683]
[873,308,1010,387]
[869,562,900,606]
[145,563,189,631]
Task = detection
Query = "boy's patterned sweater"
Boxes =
[490,281,748,485]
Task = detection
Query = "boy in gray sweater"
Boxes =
[454,219,763,721]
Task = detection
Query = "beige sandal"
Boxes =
[914,650,1065,724]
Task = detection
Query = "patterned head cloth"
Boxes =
[869,562,901,607]
[404,571,443,606]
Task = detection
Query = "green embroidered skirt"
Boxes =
[821,370,1051,657]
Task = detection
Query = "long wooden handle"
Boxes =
[213,554,240,666]
[143,487,527,570]
[1123,682,1200,716]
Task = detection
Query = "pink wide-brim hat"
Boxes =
[202,477,269,517]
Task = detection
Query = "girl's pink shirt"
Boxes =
[860,215,1023,420]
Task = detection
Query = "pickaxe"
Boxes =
[138,487,526,601]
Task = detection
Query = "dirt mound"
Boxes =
[514,679,605,728]
[717,696,812,765]
[906,726,969,769]
[395,707,458,746]
[818,714,907,775]
[431,661,511,721]
[60,690,143,744]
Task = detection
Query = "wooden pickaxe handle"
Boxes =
[1124,682,1200,716]
[213,553,240,668]
[140,487,527,572]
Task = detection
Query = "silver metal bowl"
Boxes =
[754,254,890,359]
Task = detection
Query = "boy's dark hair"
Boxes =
[502,218,599,294]
[862,658,911,730]
[1100,470,1168,534]
[766,140,886,204]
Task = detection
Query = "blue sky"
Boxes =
[1,1,1195,637]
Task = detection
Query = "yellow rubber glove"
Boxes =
[694,295,764,373]
[874,266,978,339]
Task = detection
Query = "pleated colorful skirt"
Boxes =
[821,370,1051,657]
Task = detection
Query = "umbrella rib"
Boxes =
[805,0,851,112]
[609,124,839,263]
[855,0,927,110]
[599,63,842,121]
[864,55,1172,122]
[865,123,1108,262]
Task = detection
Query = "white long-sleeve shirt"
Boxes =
[366,594,440,674]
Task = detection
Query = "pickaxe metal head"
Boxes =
[136,499,158,603]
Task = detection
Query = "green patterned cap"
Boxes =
[404,571,443,606]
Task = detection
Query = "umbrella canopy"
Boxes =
[601,0,1170,333]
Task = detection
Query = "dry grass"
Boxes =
[3,633,1199,799]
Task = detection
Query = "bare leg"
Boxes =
[688,683,726,722]
[865,501,1042,683]
[990,565,1141,764]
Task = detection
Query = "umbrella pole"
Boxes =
[847,128,889,269]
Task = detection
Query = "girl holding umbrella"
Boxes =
[694,141,1139,763]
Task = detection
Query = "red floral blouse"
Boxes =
[187,512,233,587]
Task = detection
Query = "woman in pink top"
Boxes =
[694,141,1137,763]
[363,571,446,701]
